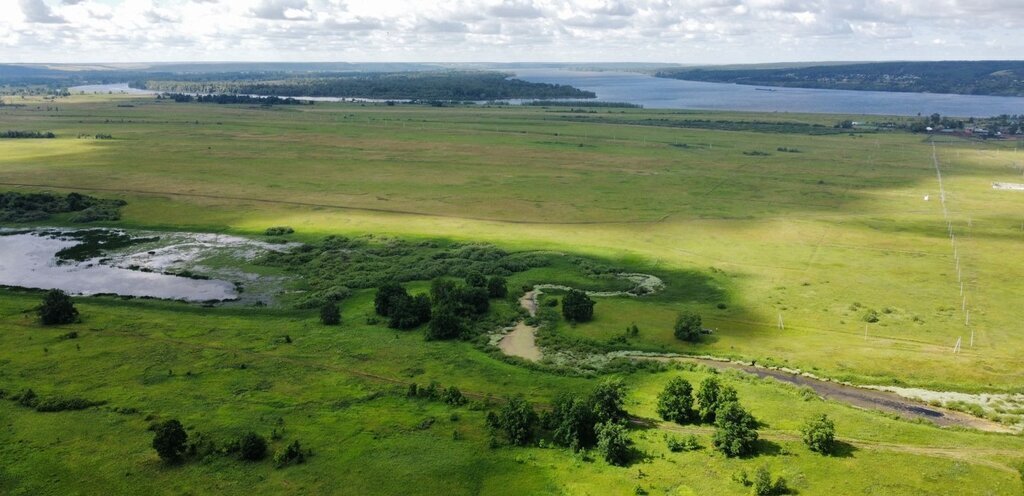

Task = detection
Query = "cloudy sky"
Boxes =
[2,0,1023,64]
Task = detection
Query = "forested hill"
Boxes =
[133,71,596,100]
[655,61,1024,97]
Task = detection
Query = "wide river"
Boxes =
[512,69,1024,117]
[73,69,1024,117]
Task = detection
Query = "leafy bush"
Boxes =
[596,422,630,466]
[465,272,487,288]
[800,414,836,455]
[13,388,39,408]
[752,466,789,495]
[666,434,701,452]
[264,226,295,236]
[273,440,306,468]
[152,419,188,463]
[34,396,106,412]
[238,432,268,461]
[440,386,467,406]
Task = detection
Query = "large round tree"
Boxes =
[38,289,78,325]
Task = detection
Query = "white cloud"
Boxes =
[0,0,1022,63]
[19,0,67,23]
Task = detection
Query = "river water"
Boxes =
[512,69,1024,117]
[71,69,1024,118]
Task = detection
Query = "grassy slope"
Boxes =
[2,95,1024,494]
[1,290,1022,495]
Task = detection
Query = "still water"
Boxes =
[0,231,237,301]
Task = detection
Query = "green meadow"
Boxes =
[1,94,1023,494]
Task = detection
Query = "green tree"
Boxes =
[430,279,460,306]
[673,311,702,342]
[596,422,630,466]
[387,293,431,329]
[712,401,759,458]
[547,393,597,450]
[696,377,739,423]
[800,414,836,455]
[561,289,595,322]
[496,396,538,446]
[591,379,628,424]
[486,276,508,298]
[320,301,340,325]
[238,432,268,461]
[152,419,188,463]
[38,289,78,325]
[461,286,490,314]
[656,377,695,424]
[374,282,407,317]
[426,304,464,340]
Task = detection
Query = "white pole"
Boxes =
[970,329,974,347]
[965,310,970,325]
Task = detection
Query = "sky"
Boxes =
[2,0,1023,64]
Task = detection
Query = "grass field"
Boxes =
[2,94,1024,494]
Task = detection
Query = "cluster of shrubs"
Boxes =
[0,191,125,223]
[1,130,55,138]
[4,388,106,412]
[656,376,759,457]
[264,226,294,236]
[366,273,507,340]
[656,375,836,458]
[260,236,546,309]
[407,382,467,407]
[487,380,633,466]
[151,419,308,468]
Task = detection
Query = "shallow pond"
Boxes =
[0,229,292,302]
